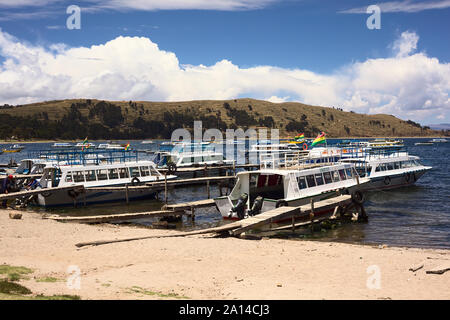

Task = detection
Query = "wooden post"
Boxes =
[233,161,236,177]
[310,199,315,221]
[164,172,168,205]
[125,184,129,204]
[191,207,195,222]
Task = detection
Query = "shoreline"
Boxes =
[0,136,448,144]
[1,209,449,300]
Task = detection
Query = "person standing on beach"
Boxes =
[1,175,14,207]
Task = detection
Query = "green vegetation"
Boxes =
[0,264,80,300]
[0,265,33,282]
[127,286,190,299]
[36,277,60,283]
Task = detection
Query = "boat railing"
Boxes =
[28,149,139,166]
[259,151,339,169]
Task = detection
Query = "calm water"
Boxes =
[2,138,449,249]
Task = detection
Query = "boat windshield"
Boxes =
[249,173,284,203]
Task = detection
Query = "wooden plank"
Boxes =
[162,199,216,211]
[45,209,187,223]
[0,185,84,200]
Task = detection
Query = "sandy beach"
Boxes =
[1,209,449,300]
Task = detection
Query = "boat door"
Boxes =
[40,167,61,188]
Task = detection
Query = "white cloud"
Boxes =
[392,31,418,57]
[340,0,450,13]
[0,0,277,10]
[266,95,290,103]
[0,29,449,123]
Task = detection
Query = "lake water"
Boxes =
[1,138,448,249]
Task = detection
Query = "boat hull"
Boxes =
[361,169,429,191]
[36,187,157,207]
[216,185,361,220]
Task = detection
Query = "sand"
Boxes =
[0,209,449,300]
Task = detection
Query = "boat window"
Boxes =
[257,175,268,188]
[118,167,129,179]
[129,167,140,178]
[85,170,97,182]
[298,176,307,189]
[149,166,159,176]
[315,173,324,186]
[140,166,150,177]
[65,172,73,183]
[182,157,193,164]
[338,169,346,180]
[414,160,421,166]
[394,162,400,170]
[97,169,108,181]
[323,171,333,184]
[249,174,258,188]
[108,169,119,179]
[386,163,394,171]
[73,171,85,183]
[345,168,353,178]
[332,171,340,182]
[306,175,316,187]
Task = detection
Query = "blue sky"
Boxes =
[0,0,449,124]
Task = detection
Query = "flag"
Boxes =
[81,137,89,151]
[125,143,130,151]
[311,132,326,147]
[294,133,305,142]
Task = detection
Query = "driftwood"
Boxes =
[75,224,240,248]
[409,261,425,272]
[426,264,450,275]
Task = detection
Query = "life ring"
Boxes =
[383,176,391,185]
[275,200,289,208]
[167,162,177,174]
[351,190,364,205]
[131,177,140,186]
[41,191,52,198]
[302,143,308,150]
[67,189,80,199]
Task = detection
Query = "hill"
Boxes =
[0,98,441,140]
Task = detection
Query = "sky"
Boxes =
[0,0,449,125]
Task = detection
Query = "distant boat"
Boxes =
[430,138,447,143]
[52,142,73,149]
[3,144,24,153]
[415,142,434,146]
[141,140,154,144]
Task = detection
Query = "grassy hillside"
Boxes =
[0,98,440,140]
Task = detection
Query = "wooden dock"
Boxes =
[162,199,216,211]
[44,209,186,223]
[74,195,357,247]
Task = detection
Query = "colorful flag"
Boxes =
[311,132,326,147]
[81,137,88,151]
[125,143,130,151]
[294,133,305,142]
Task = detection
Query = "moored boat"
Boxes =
[214,162,369,222]
[36,160,176,207]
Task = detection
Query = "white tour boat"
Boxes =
[340,152,432,191]
[214,162,369,221]
[36,160,176,207]
[51,142,74,149]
